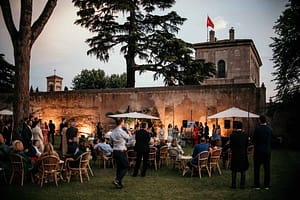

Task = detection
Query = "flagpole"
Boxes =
[206,15,208,42]
[207,26,208,42]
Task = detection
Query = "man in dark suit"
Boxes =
[48,120,56,145]
[132,122,151,177]
[21,119,33,152]
[252,115,273,190]
[66,121,78,154]
[229,121,249,189]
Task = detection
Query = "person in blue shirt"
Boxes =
[187,137,210,169]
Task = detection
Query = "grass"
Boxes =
[1,137,300,200]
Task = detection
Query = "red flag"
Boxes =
[207,16,214,29]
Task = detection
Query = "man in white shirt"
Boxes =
[94,138,113,156]
[110,118,130,189]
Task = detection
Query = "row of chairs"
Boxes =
[190,149,222,178]
[8,151,93,186]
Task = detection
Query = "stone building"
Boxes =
[46,75,63,92]
[1,28,266,139]
[194,28,262,88]
[27,29,265,138]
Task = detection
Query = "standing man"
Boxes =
[66,121,78,154]
[204,122,209,140]
[132,122,151,177]
[48,120,56,145]
[252,115,273,190]
[96,122,103,139]
[110,118,130,189]
[229,121,249,189]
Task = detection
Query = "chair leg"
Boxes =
[21,171,24,186]
[9,170,14,184]
[199,168,202,178]
[53,172,58,186]
[79,171,83,183]
[88,163,94,176]
[207,166,211,177]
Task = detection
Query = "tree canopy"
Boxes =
[72,69,126,90]
[0,54,15,93]
[0,0,57,135]
[270,0,300,102]
[73,0,215,87]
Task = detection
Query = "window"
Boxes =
[217,60,226,78]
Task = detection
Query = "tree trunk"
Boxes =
[126,55,136,88]
[12,40,31,139]
[0,0,57,138]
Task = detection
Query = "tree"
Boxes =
[73,0,215,88]
[0,54,15,93]
[106,73,127,88]
[270,0,300,102]
[71,68,127,89]
[0,0,57,135]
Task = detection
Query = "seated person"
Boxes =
[0,133,11,172]
[11,140,34,174]
[187,137,210,169]
[26,139,42,162]
[41,143,60,158]
[93,137,113,157]
[169,138,184,155]
[65,140,87,168]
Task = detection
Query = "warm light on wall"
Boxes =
[79,126,92,138]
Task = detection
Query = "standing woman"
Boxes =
[229,121,249,189]
[110,118,130,189]
[32,120,44,153]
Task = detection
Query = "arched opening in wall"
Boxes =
[217,60,226,78]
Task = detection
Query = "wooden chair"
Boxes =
[0,161,7,184]
[38,155,60,187]
[148,147,157,170]
[158,145,168,168]
[191,151,211,178]
[9,153,34,186]
[168,148,180,169]
[66,151,91,183]
[95,147,114,169]
[126,149,137,168]
[209,149,222,175]
[247,145,254,165]
[226,148,232,170]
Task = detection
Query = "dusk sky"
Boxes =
[0,0,287,100]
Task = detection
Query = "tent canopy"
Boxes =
[0,109,13,115]
[108,112,159,119]
[207,107,259,119]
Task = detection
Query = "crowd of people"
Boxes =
[0,114,272,191]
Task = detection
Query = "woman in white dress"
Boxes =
[32,120,44,152]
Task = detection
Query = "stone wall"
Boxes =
[27,83,264,138]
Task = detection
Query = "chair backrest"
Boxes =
[79,151,91,169]
[210,149,222,165]
[247,145,254,156]
[168,148,179,157]
[159,145,169,159]
[198,151,209,167]
[9,154,24,173]
[148,147,157,160]
[126,149,137,159]
[39,155,59,172]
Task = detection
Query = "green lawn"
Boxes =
[1,139,299,200]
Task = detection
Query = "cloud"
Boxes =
[214,16,228,30]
